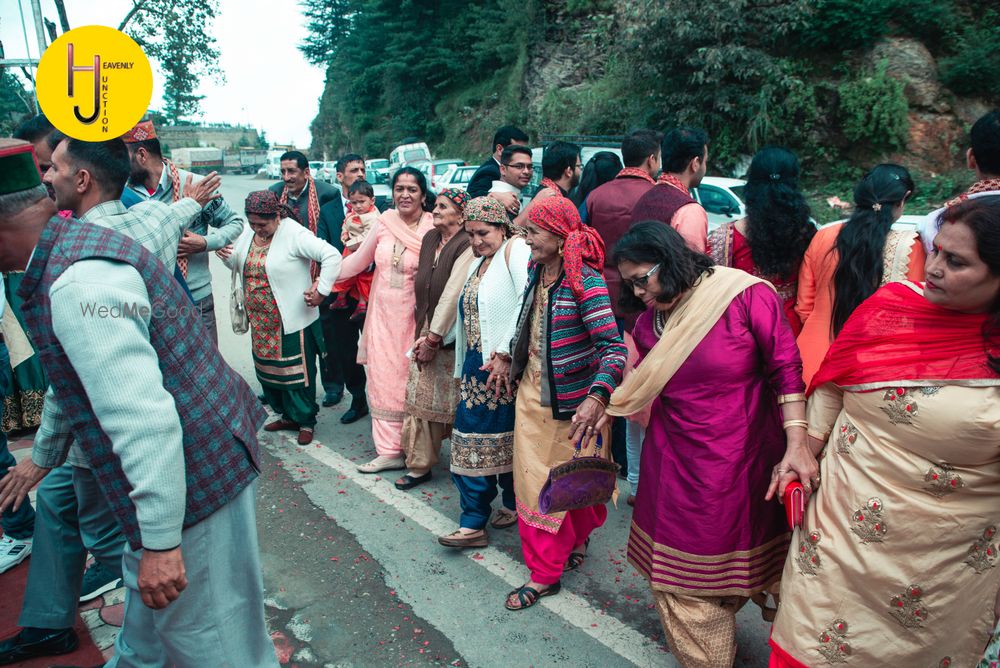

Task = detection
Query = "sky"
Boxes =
[1,0,326,147]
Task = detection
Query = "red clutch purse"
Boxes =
[783,481,806,529]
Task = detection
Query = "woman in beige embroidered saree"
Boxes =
[769,197,1000,667]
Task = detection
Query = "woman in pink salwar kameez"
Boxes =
[336,167,434,473]
[608,222,811,668]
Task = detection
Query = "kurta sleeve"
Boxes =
[745,283,805,395]
[50,260,186,550]
[795,238,819,324]
[428,247,475,337]
[337,219,380,280]
[906,237,927,282]
[672,203,708,252]
[579,273,627,402]
[806,383,845,443]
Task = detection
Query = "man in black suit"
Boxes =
[466,126,529,214]
[316,154,369,423]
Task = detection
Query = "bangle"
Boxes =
[425,337,441,349]
[587,393,609,407]
[783,419,809,430]
[777,393,807,405]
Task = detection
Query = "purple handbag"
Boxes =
[538,435,619,515]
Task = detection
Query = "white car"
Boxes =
[823,213,927,232]
[692,177,747,231]
[436,164,478,191]
[316,161,337,183]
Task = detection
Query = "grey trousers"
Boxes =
[106,481,278,668]
[195,294,218,345]
[19,464,125,629]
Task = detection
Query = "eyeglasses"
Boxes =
[502,162,533,171]
[622,263,660,290]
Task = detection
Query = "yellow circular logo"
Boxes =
[36,25,153,141]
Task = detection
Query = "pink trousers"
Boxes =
[518,504,608,585]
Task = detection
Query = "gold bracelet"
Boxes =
[783,419,809,430]
[587,393,609,407]
[777,393,807,405]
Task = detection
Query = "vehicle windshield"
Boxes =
[729,185,745,201]
[369,159,389,169]
[404,149,428,162]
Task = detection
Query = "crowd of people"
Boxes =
[0,107,997,668]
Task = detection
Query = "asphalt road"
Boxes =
[210,175,772,668]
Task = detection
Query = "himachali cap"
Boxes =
[121,119,157,144]
[463,196,509,226]
[0,140,42,195]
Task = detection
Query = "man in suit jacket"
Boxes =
[316,154,369,423]
[0,140,278,667]
[467,126,529,211]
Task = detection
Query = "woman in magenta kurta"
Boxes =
[607,221,810,668]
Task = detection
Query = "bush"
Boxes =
[940,11,1000,101]
[837,61,909,151]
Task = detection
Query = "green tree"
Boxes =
[119,0,224,123]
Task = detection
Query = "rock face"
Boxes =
[870,37,965,172]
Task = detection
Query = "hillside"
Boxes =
[303,0,999,216]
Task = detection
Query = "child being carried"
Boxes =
[332,179,379,321]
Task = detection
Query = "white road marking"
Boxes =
[274,431,667,668]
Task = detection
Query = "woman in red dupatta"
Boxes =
[768,196,1000,668]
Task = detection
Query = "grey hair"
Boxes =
[0,185,49,219]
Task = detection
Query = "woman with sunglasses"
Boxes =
[607,221,807,667]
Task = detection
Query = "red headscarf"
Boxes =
[528,196,605,298]
[808,282,999,395]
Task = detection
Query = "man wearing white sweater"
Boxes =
[0,139,275,667]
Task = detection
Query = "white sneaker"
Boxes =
[0,535,32,573]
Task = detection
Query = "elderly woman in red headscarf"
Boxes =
[224,190,342,445]
[500,196,627,610]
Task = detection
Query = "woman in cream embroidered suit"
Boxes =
[769,197,1000,667]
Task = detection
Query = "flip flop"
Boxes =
[505,581,562,611]
[395,472,432,490]
[563,538,590,572]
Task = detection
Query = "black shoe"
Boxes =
[0,627,78,665]
[322,390,344,407]
[257,393,268,405]
[340,402,369,424]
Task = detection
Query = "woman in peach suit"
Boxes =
[796,165,925,385]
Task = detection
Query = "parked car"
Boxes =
[366,158,390,184]
[414,158,466,192]
[822,213,927,232]
[389,142,432,173]
[317,161,338,183]
[373,183,392,211]
[692,177,747,231]
[436,164,478,191]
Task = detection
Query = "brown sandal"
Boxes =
[505,581,561,610]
